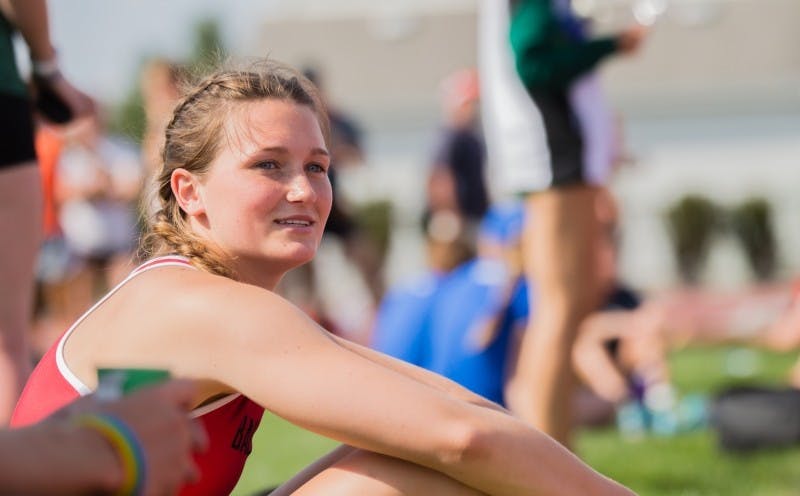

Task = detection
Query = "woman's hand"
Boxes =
[61,379,207,495]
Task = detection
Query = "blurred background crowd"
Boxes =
[30,0,800,339]
[6,0,800,494]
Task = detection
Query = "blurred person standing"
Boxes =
[425,69,490,232]
[57,116,143,292]
[479,0,645,445]
[0,0,93,424]
[29,122,86,356]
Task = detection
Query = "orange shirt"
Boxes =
[34,126,64,238]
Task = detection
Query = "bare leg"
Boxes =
[0,163,42,424]
[505,185,600,446]
[288,449,485,496]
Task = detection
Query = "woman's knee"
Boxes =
[292,449,482,496]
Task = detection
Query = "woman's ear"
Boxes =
[171,168,205,217]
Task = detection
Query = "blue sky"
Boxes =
[47,0,278,103]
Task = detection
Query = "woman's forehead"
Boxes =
[221,99,326,155]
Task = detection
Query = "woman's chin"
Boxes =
[271,247,317,268]
[237,245,317,272]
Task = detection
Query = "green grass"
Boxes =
[579,429,800,496]
[231,414,337,495]
[233,346,800,495]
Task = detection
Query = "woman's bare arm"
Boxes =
[3,0,95,120]
[331,334,509,414]
[0,420,120,494]
[164,279,633,496]
[0,381,202,495]
[4,0,54,61]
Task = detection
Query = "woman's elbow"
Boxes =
[431,415,494,469]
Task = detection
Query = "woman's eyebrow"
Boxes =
[258,146,289,155]
[258,146,330,157]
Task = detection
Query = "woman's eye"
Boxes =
[255,160,279,170]
[307,163,328,174]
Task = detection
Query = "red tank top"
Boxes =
[11,256,265,496]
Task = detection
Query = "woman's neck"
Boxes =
[231,256,286,291]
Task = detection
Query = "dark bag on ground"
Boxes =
[710,385,800,452]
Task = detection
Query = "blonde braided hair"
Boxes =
[138,59,329,279]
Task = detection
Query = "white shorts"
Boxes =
[478,0,617,197]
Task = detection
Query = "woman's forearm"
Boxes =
[443,406,635,496]
[213,292,634,495]
[331,330,633,494]
[0,421,121,494]
[333,335,508,413]
[7,0,55,61]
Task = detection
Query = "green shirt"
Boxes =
[509,0,618,91]
[0,13,28,98]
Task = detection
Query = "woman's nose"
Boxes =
[286,173,316,203]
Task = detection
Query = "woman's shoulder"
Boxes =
[131,263,253,305]
[130,264,289,324]
[101,266,274,357]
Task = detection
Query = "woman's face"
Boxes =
[193,99,332,279]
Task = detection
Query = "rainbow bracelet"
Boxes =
[75,414,146,496]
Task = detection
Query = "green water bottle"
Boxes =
[96,368,171,400]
